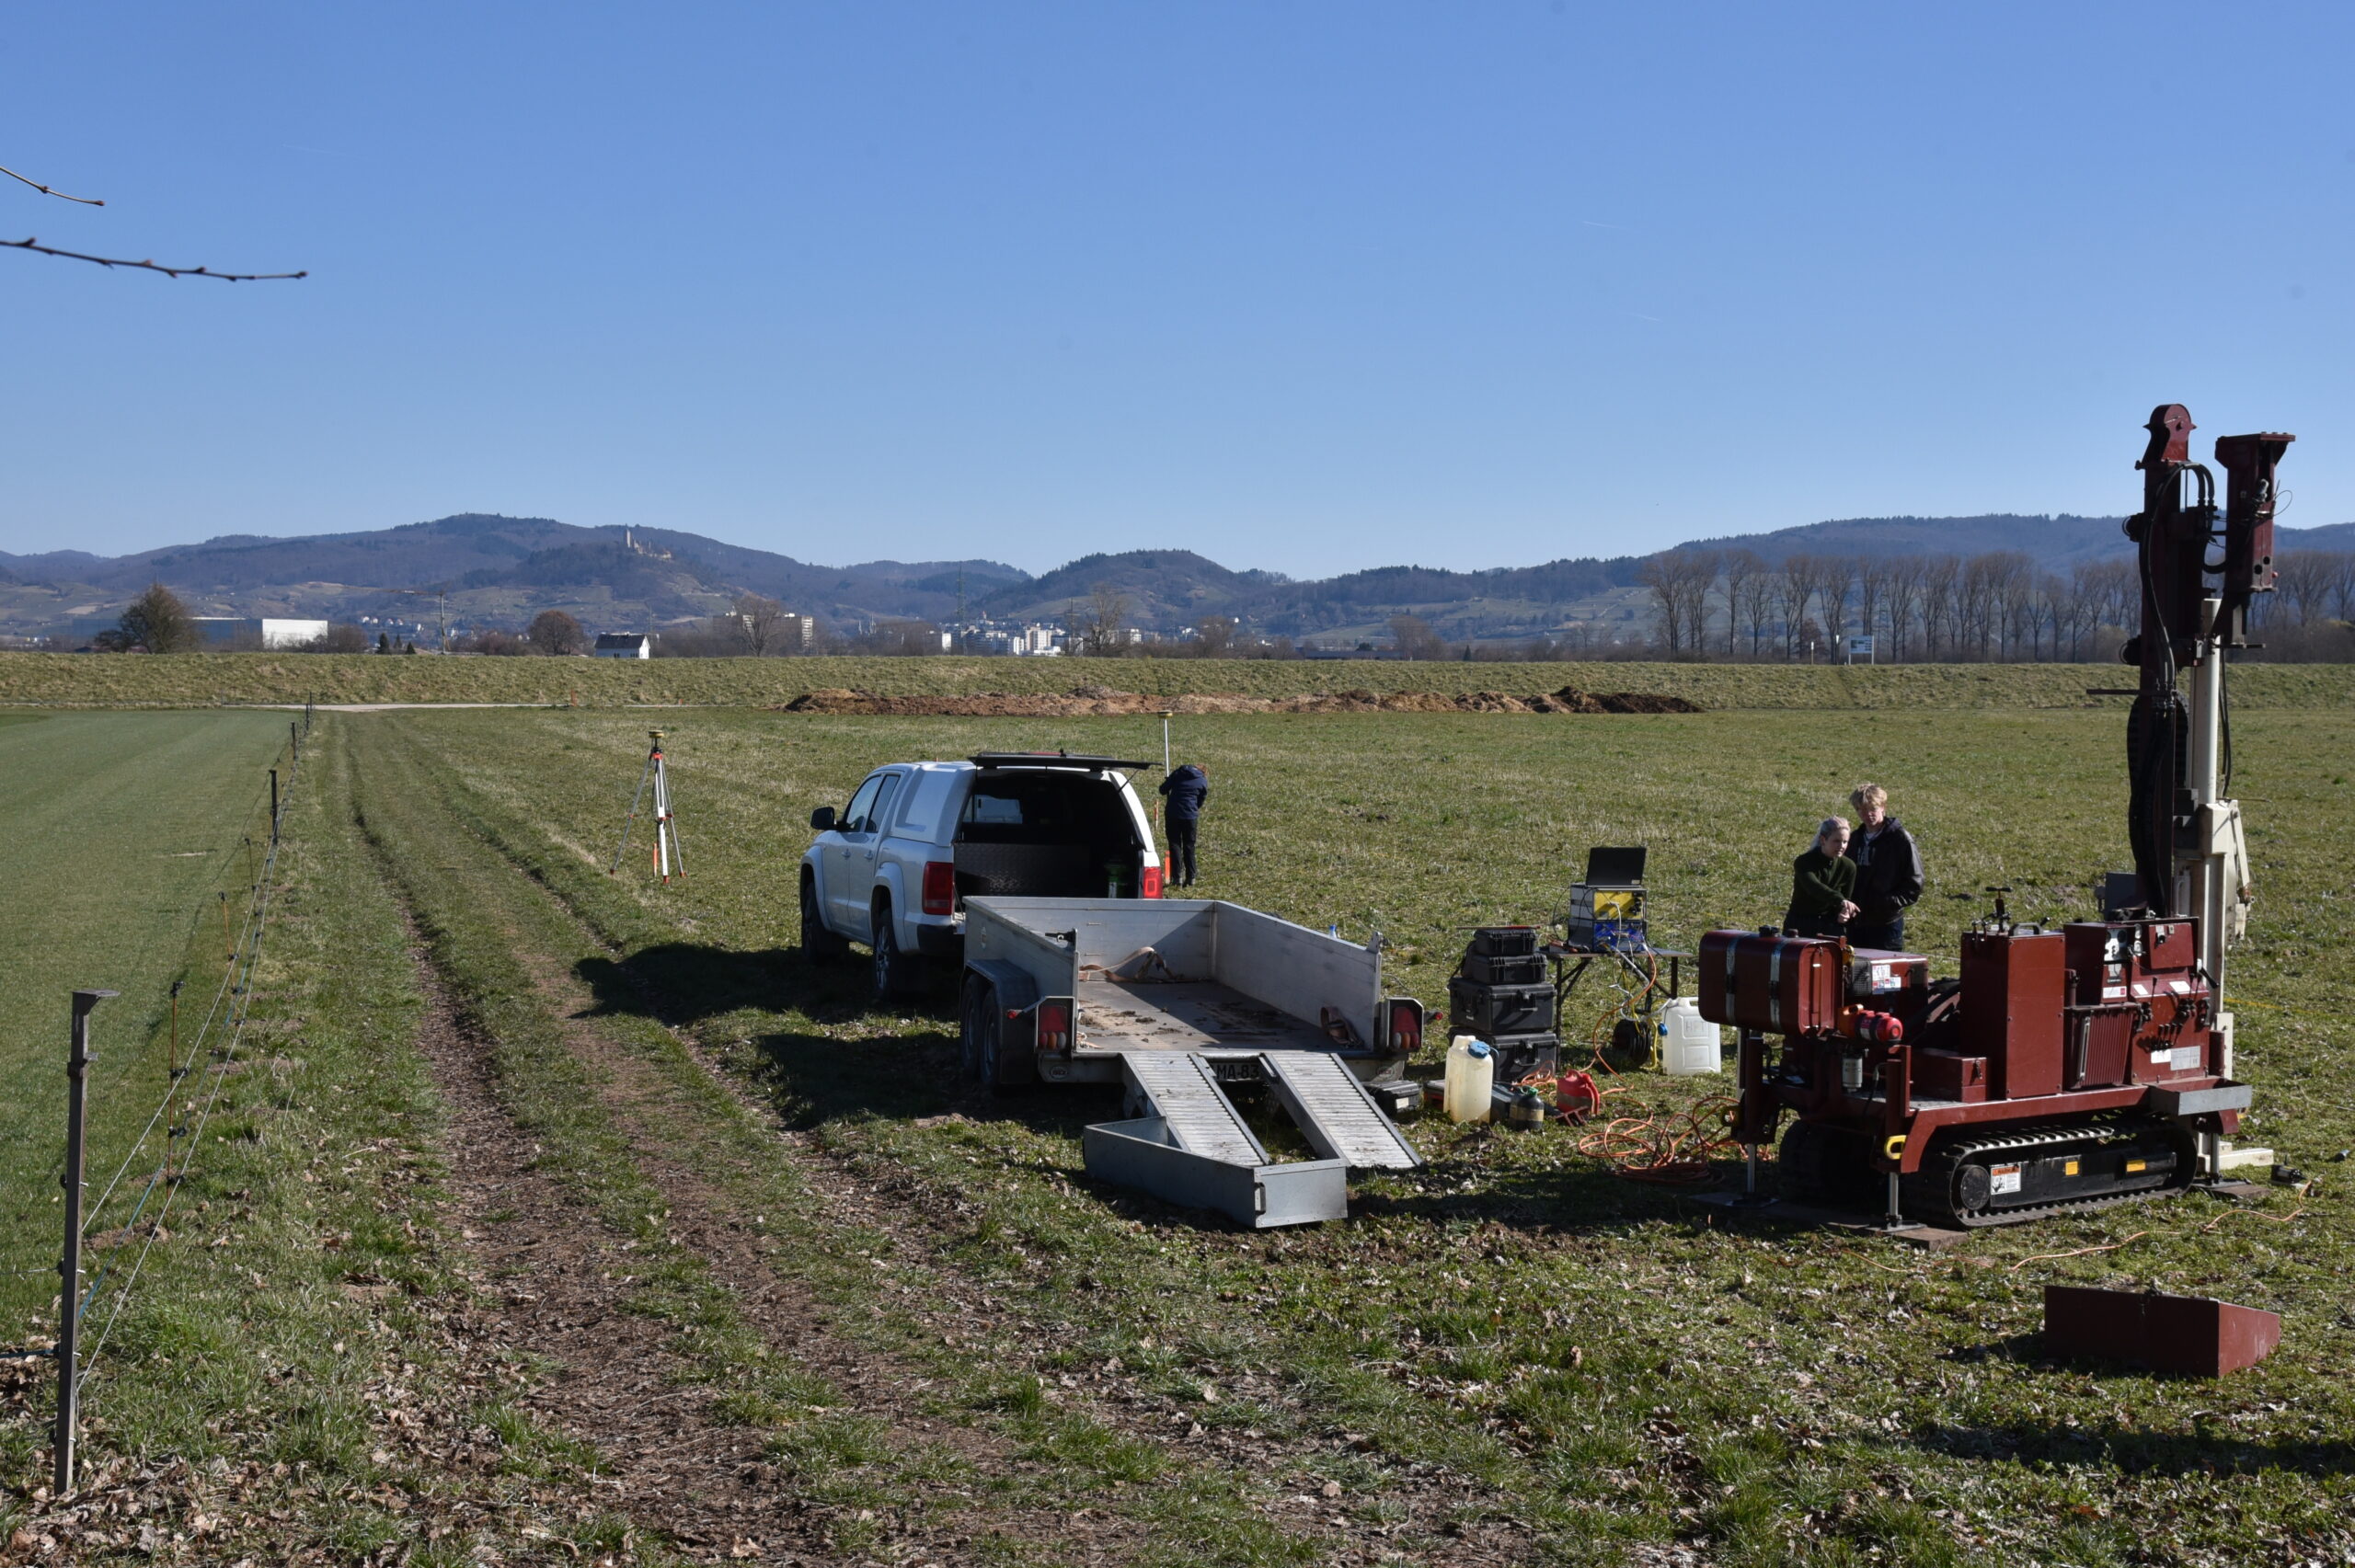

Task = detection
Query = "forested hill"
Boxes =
[3,510,2349,643]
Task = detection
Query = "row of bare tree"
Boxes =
[1639,548,2355,662]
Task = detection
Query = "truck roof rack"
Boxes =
[969,751,1157,772]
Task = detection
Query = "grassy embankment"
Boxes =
[0,650,2350,711]
[362,703,2353,1564]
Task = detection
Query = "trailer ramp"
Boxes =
[1117,1052,1268,1165]
[1260,1051,1421,1171]
[1082,1049,1419,1228]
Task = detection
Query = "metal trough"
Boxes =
[1082,1117,1349,1229]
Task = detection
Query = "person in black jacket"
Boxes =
[1157,762,1209,887]
[1843,783,1924,949]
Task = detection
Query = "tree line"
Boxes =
[1637,547,2355,662]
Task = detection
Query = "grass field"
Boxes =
[0,712,296,1332]
[3,700,2349,1565]
[0,650,2351,712]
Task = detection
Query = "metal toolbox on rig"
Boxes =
[1696,930,1844,1036]
[1846,951,1929,1003]
[1448,978,1556,1039]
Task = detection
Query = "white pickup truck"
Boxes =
[799,751,1166,997]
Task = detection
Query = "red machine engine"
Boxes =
[1703,915,2245,1227]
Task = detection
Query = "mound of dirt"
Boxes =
[778,684,1702,717]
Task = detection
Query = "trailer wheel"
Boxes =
[959,977,996,1083]
[800,874,848,963]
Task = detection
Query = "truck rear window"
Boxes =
[958,773,1134,845]
[953,771,1147,899]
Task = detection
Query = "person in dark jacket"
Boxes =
[1786,818,1858,940]
[1157,762,1208,887]
[1842,783,1924,949]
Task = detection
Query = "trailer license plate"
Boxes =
[1990,1163,2023,1196]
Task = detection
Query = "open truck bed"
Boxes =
[959,897,1422,1227]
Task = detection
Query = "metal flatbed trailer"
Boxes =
[958,896,1424,1227]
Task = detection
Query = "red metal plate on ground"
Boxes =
[2043,1286,2281,1376]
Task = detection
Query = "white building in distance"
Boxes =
[594,633,653,659]
[194,617,330,649]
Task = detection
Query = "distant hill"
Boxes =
[1683,513,2126,567]
[980,550,1281,625]
[5,509,2349,645]
[1684,512,2355,567]
[0,515,1029,642]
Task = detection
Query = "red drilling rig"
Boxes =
[1704,406,2284,1228]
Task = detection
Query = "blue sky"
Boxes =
[3,2,2350,576]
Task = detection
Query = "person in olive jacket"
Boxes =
[1785,818,1858,939]
[1842,782,1924,949]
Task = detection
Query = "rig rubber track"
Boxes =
[1901,1115,2195,1229]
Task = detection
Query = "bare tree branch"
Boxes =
[4,235,304,280]
[0,163,104,205]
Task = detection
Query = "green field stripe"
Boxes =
[0,711,296,1326]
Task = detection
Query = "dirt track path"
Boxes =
[488,906,1537,1567]
[397,911,1175,1565]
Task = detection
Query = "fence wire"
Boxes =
[42,728,308,1386]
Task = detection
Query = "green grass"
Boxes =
[357,702,2355,1564]
[0,711,295,1333]
[0,715,638,1562]
[0,649,2350,710]
[6,698,2350,1563]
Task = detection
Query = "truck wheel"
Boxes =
[960,977,999,1085]
[801,876,848,963]
[872,904,921,999]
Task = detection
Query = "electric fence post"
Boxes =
[270,769,281,846]
[57,990,116,1496]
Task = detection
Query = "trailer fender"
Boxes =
[964,959,1041,1087]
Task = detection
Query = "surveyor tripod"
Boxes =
[610,730,685,884]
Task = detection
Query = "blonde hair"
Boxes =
[1851,783,1888,812]
[1817,816,1851,844]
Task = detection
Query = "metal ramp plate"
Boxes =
[1261,1052,1422,1171]
[1083,1119,1347,1229]
[1118,1052,1268,1165]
